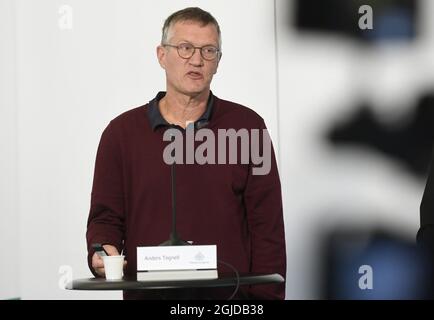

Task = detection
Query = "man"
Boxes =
[86,7,286,300]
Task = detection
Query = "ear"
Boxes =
[157,45,166,69]
[213,52,222,75]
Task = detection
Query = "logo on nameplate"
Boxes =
[195,251,205,261]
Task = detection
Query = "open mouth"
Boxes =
[186,71,203,80]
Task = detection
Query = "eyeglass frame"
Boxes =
[162,42,221,61]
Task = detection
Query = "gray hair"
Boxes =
[161,7,222,50]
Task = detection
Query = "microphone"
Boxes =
[159,126,191,246]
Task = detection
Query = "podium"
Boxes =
[66,273,283,291]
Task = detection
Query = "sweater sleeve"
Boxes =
[243,119,287,300]
[86,121,125,276]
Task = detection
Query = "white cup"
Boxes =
[102,255,124,280]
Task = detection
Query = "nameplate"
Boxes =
[137,245,217,271]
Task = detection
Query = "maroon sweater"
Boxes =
[86,92,286,299]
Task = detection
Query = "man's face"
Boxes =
[157,20,221,97]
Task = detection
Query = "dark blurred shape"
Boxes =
[320,227,434,299]
[327,92,434,178]
[293,0,418,42]
[418,152,434,254]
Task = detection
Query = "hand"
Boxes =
[91,244,127,277]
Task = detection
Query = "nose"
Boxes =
[189,47,204,66]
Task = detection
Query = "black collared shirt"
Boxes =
[147,91,214,131]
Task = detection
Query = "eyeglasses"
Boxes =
[163,42,221,61]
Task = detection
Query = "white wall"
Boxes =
[0,0,20,300]
[14,0,278,299]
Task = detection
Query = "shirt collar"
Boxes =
[147,91,214,131]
